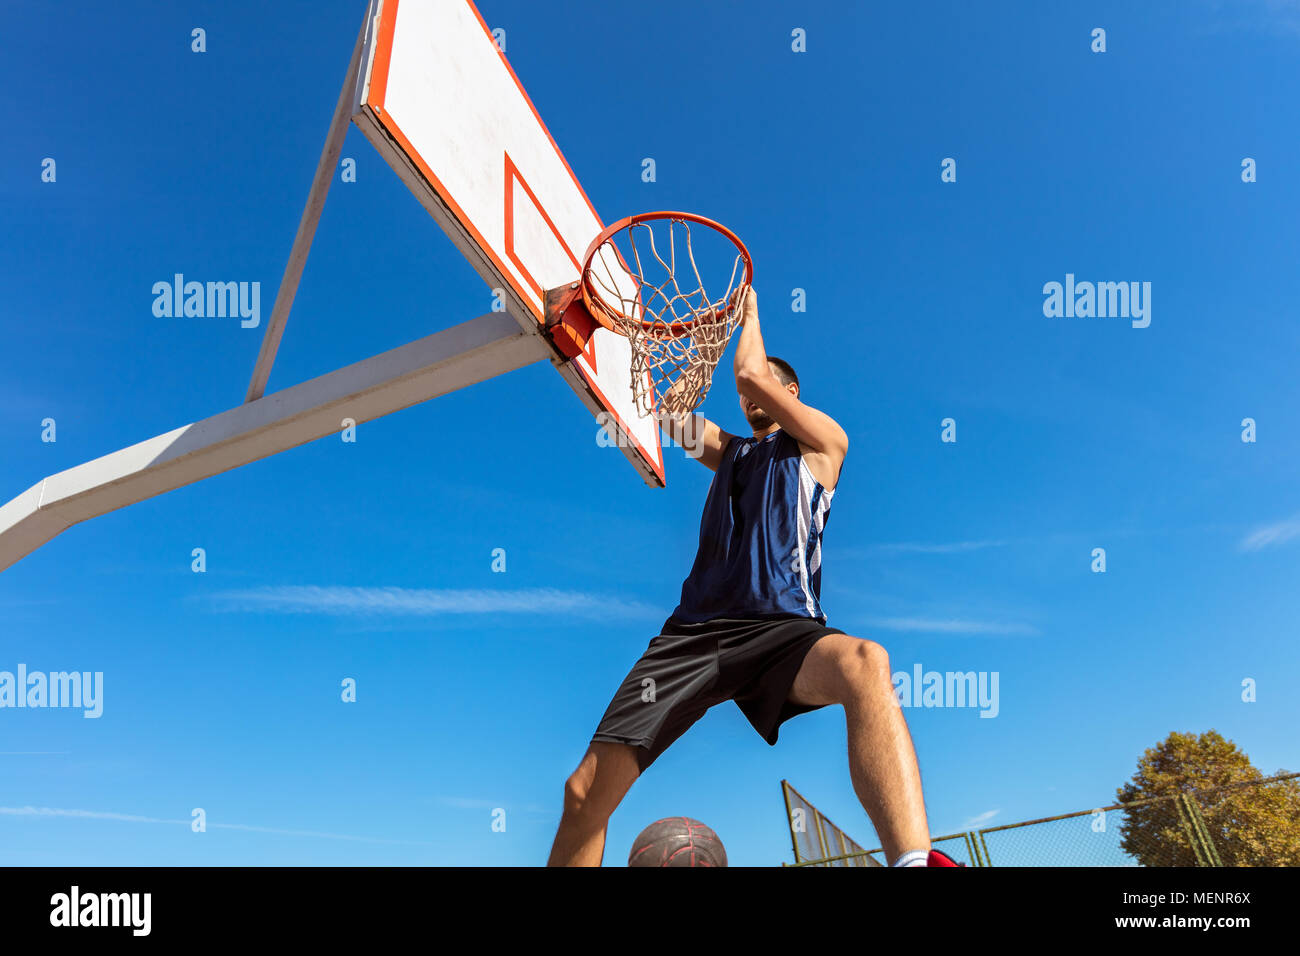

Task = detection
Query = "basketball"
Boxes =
[627,817,728,867]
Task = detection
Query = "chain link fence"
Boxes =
[781,781,880,866]
[784,772,1299,866]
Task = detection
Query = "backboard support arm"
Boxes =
[244,15,369,403]
[0,313,549,573]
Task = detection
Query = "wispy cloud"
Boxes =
[1239,514,1300,552]
[1201,0,1300,36]
[872,540,1006,555]
[438,797,499,809]
[960,809,1000,829]
[0,805,432,846]
[206,585,659,619]
[865,617,1039,636]
[0,807,172,825]
[437,796,549,814]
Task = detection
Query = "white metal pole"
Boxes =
[244,13,369,403]
[0,313,548,573]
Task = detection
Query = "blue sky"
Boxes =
[2,0,1298,866]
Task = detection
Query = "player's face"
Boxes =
[738,367,797,431]
[740,392,772,429]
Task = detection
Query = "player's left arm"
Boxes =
[732,290,849,484]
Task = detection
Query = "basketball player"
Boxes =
[547,289,958,867]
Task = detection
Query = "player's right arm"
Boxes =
[659,412,734,472]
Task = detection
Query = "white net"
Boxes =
[584,215,750,419]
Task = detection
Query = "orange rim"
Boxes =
[580,211,753,336]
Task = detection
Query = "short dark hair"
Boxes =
[766,356,799,390]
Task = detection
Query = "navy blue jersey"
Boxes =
[667,429,838,625]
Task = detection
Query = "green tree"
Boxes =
[1115,730,1300,866]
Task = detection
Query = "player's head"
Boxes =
[740,357,799,431]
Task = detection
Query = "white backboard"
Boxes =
[351,0,664,485]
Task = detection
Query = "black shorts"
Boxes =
[590,616,845,771]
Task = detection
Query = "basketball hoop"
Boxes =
[578,211,753,420]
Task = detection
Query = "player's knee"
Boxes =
[844,637,893,693]
[562,771,590,817]
[562,767,613,826]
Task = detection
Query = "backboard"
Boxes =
[350,0,664,485]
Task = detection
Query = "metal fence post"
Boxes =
[1174,793,1210,866]
[1182,794,1223,867]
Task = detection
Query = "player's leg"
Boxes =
[547,741,642,867]
[787,634,930,863]
[548,626,722,866]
